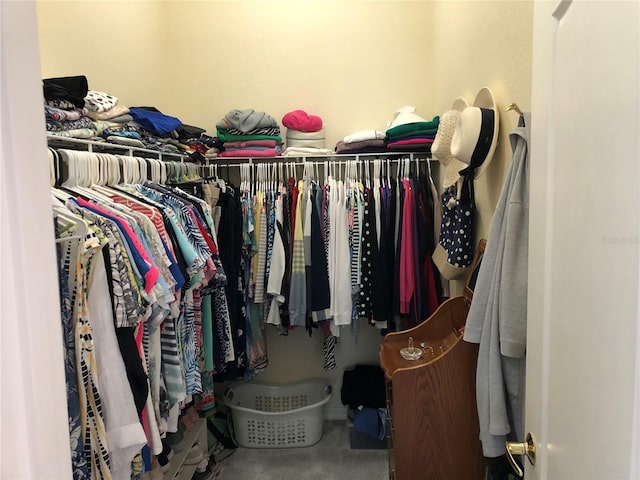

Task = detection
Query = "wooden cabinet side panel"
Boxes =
[390,341,484,480]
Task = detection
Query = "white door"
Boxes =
[527,1,640,478]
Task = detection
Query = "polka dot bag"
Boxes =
[432,179,475,280]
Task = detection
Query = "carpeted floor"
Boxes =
[216,421,389,480]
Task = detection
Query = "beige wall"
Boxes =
[161,1,435,148]
[38,0,435,149]
[36,0,533,416]
[430,1,533,258]
[37,1,170,109]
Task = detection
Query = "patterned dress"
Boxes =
[56,221,90,480]
[75,227,112,479]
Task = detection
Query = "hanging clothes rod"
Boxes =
[50,147,200,187]
[205,152,433,169]
[46,134,189,162]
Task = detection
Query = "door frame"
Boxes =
[527,0,640,477]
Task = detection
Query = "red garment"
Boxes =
[399,180,415,314]
[281,110,323,132]
[386,137,434,147]
[218,148,280,158]
[76,197,159,294]
[107,191,176,259]
[223,140,277,148]
[423,257,440,316]
[194,216,218,255]
[290,182,299,258]
[415,187,440,316]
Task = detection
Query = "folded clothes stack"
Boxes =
[43,75,96,139]
[385,106,439,153]
[216,109,283,157]
[335,129,386,154]
[43,75,211,156]
[281,109,330,156]
[85,90,130,123]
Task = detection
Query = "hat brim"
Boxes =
[442,158,468,189]
[470,87,499,180]
[451,97,468,112]
[432,244,472,281]
[440,97,469,188]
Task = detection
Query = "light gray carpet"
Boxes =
[217,421,389,480]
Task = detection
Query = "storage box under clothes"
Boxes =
[285,128,326,149]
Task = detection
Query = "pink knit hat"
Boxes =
[281,110,323,133]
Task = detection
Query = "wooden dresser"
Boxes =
[379,241,485,480]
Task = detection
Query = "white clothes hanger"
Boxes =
[89,153,99,185]
[135,157,145,184]
[78,184,114,204]
[129,156,141,184]
[272,162,278,191]
[51,188,71,203]
[48,149,56,187]
[53,203,89,242]
[363,158,370,189]
[160,161,167,185]
[60,150,76,187]
[118,155,130,184]
[97,154,107,186]
[258,163,263,194]
[148,158,159,184]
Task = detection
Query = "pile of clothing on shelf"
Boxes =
[43,75,95,138]
[334,106,439,155]
[335,129,387,154]
[385,106,439,152]
[175,124,224,162]
[215,109,283,157]
[281,109,333,156]
[42,75,214,158]
[44,76,443,161]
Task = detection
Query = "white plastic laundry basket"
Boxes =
[224,378,332,448]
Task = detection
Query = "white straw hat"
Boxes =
[450,87,499,180]
[432,97,468,189]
